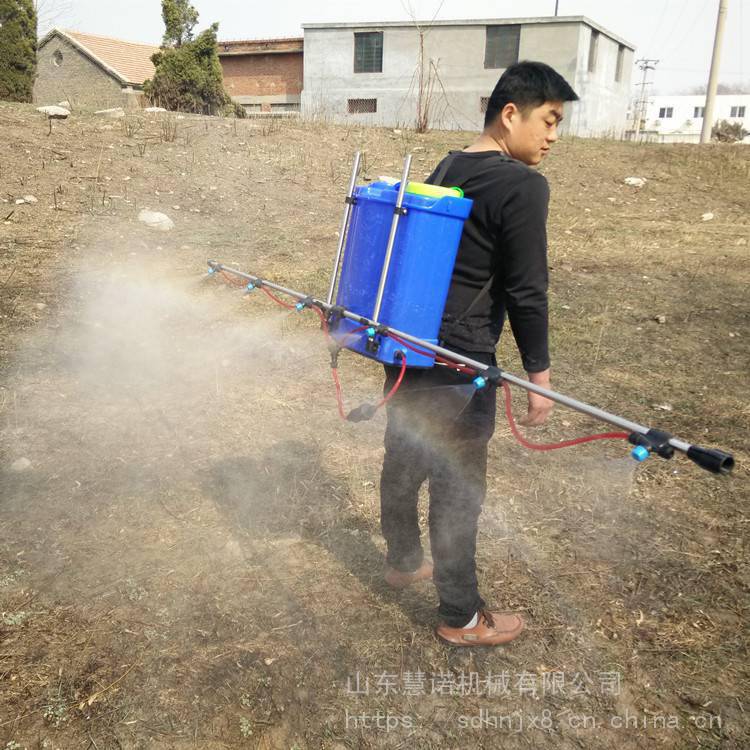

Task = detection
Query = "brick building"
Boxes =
[218,38,303,113]
[35,29,158,109]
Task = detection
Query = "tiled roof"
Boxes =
[57,29,159,85]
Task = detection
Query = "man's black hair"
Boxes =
[484,61,579,128]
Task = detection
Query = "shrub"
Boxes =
[711,119,749,143]
[0,0,37,103]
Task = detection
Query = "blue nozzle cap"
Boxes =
[245,282,255,291]
[473,376,487,390]
[366,327,377,337]
[631,445,650,463]
[295,302,306,311]
[207,266,216,274]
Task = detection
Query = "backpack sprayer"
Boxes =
[207,152,734,476]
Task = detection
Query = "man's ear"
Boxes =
[499,102,519,131]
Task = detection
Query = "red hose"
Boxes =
[376,352,408,408]
[260,286,297,310]
[501,381,629,450]
[221,275,630,448]
[331,366,347,420]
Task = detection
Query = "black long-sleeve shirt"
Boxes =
[428,151,551,373]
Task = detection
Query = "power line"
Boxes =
[644,1,671,57]
[633,58,659,140]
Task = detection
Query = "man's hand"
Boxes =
[518,368,554,427]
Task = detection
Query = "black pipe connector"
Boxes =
[687,446,735,475]
[628,429,675,460]
[347,403,377,422]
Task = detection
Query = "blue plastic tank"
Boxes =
[331,181,473,367]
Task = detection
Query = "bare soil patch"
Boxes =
[1,103,748,749]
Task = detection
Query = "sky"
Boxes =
[40,0,749,94]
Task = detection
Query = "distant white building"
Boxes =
[637,94,750,143]
[301,16,634,137]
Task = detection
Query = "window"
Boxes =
[354,32,383,73]
[53,50,63,67]
[348,98,377,114]
[615,44,625,82]
[730,105,746,118]
[270,103,300,112]
[480,97,489,113]
[484,25,520,69]
[694,106,705,118]
[588,30,599,73]
[658,107,673,119]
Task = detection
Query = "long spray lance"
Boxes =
[206,260,734,476]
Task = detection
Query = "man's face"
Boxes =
[503,101,565,166]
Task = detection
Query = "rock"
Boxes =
[10,457,31,472]
[36,105,69,118]
[701,212,714,222]
[57,100,71,108]
[95,107,125,118]
[144,106,168,113]
[23,195,38,204]
[137,209,174,231]
[35,302,47,310]
[652,403,673,411]
[654,314,667,324]
[624,177,647,187]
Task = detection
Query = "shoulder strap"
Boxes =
[430,152,510,337]
[428,152,459,187]
[451,274,496,328]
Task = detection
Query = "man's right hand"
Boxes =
[518,368,554,427]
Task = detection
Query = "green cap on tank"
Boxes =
[405,181,464,199]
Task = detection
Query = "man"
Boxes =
[379,61,579,647]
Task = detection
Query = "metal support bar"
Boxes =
[206,260,737,474]
[372,155,412,323]
[326,151,361,305]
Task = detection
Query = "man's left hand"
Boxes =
[518,369,554,426]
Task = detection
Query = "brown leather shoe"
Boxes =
[384,560,433,589]
[436,608,525,647]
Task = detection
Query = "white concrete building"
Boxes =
[638,94,750,143]
[301,16,634,137]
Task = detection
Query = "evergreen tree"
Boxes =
[0,0,37,103]
[145,20,237,115]
[161,0,198,48]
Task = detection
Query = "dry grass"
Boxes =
[0,102,748,749]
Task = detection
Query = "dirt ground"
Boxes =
[0,102,748,749]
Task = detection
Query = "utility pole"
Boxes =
[700,0,729,143]
[555,1,559,15]
[633,58,658,141]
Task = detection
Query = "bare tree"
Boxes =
[34,0,73,35]
[682,82,750,95]
[401,0,445,132]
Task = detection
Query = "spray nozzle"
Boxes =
[207,266,216,275]
[295,296,314,312]
[473,366,502,390]
[628,429,674,460]
[245,282,256,292]
[366,327,377,337]
[631,445,650,462]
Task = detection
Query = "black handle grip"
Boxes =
[686,446,734,475]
